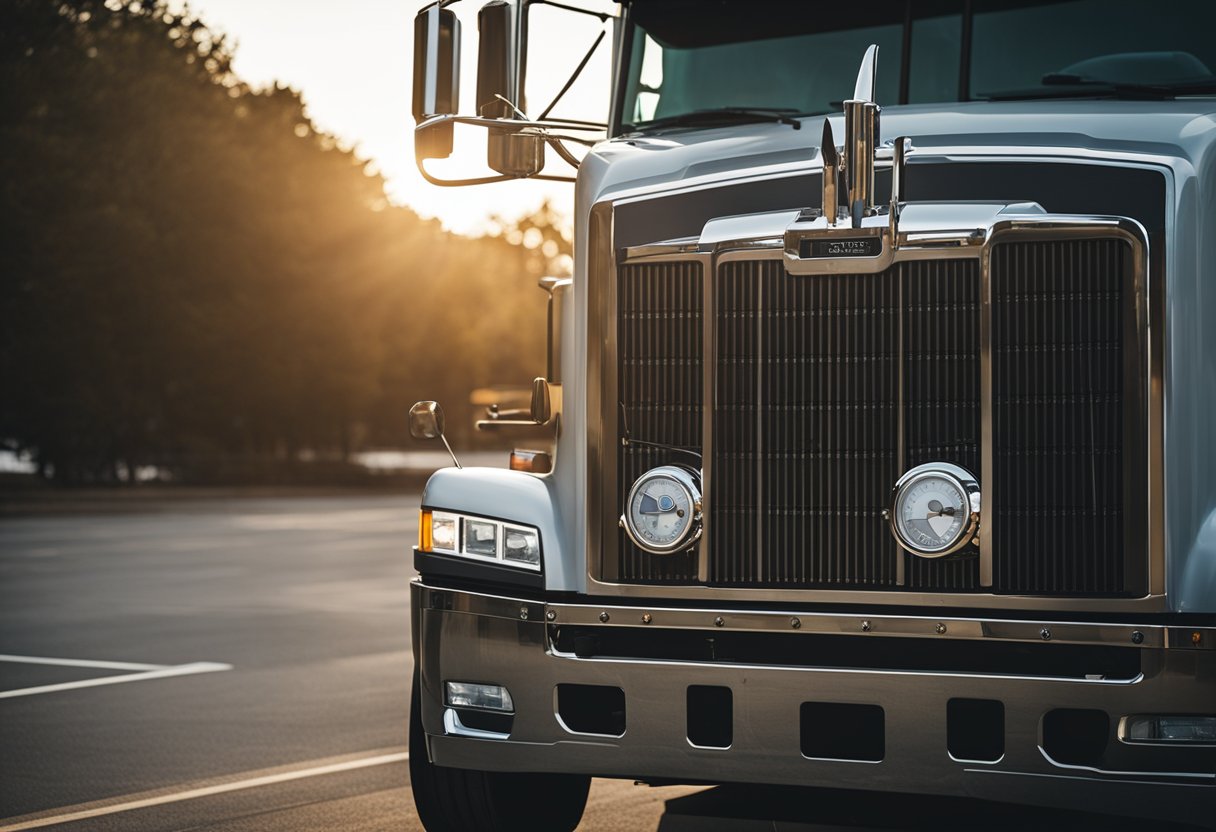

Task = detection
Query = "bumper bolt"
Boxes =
[1040,626,1052,641]
[1132,630,1144,645]
[545,609,556,621]
[599,611,610,623]
[936,623,947,635]
[519,606,529,620]
[861,620,872,632]
[641,613,652,625]
[791,617,801,630]
[714,616,725,628]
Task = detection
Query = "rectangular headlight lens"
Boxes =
[445,681,514,712]
[431,515,457,551]
[503,526,541,566]
[463,518,498,557]
[1122,715,1216,744]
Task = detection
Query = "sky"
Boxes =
[174,0,616,235]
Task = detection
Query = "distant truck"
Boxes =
[405,1,1216,829]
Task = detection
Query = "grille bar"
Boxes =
[617,261,702,582]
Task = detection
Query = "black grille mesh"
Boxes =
[992,239,1126,594]
[616,261,702,582]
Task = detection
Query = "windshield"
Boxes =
[618,0,1216,133]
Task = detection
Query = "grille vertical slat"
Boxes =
[617,262,702,582]
[904,259,981,590]
[992,239,1125,595]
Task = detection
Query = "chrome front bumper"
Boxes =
[411,581,1215,827]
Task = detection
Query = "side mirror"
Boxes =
[476,1,545,178]
[409,400,445,439]
[476,1,516,118]
[410,401,462,468]
[411,5,461,161]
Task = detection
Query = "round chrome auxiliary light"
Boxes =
[888,462,980,558]
[620,465,703,555]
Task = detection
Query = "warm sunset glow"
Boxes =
[173,0,615,234]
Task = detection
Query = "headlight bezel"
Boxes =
[420,509,543,572]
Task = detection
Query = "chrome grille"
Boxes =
[609,239,1140,597]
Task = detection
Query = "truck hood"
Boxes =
[584,99,1216,204]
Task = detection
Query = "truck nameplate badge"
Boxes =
[800,237,881,258]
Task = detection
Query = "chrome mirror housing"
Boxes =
[411,5,461,161]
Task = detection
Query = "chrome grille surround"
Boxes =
[588,199,1162,611]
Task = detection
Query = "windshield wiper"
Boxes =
[622,107,809,132]
[982,77,1216,102]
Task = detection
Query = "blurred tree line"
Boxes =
[0,0,571,485]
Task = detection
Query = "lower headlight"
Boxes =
[445,681,514,712]
[1120,715,1216,744]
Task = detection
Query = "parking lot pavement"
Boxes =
[0,494,1209,831]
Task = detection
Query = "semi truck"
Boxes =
[405,1,1216,828]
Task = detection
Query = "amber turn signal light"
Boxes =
[510,449,552,474]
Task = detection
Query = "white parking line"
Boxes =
[0,656,233,699]
[0,750,409,830]
[0,654,166,672]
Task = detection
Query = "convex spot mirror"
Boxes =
[409,401,446,440]
[412,5,461,161]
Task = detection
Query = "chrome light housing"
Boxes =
[620,465,703,555]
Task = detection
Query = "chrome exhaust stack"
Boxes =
[843,44,880,228]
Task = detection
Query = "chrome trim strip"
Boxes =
[1038,747,1216,781]
[412,581,1216,651]
[590,164,1167,611]
[443,708,512,740]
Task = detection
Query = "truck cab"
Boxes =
[407,1,1216,828]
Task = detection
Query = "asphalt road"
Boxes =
[0,494,1208,831]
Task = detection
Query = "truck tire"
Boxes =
[409,674,591,832]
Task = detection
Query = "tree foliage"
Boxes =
[0,0,569,483]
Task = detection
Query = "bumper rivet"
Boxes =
[714,616,725,628]
[791,617,801,630]
[861,620,872,632]
[641,613,652,625]
[1040,627,1051,640]
[545,609,556,621]
[519,606,529,620]
[936,623,947,635]
[1132,630,1144,645]
[599,611,610,623]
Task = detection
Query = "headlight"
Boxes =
[419,510,542,571]
[620,465,703,555]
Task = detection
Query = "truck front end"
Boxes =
[407,1,1216,828]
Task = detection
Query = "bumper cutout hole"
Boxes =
[800,702,884,762]
[687,685,732,748]
[556,683,626,736]
[948,698,1004,762]
[1043,708,1109,766]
